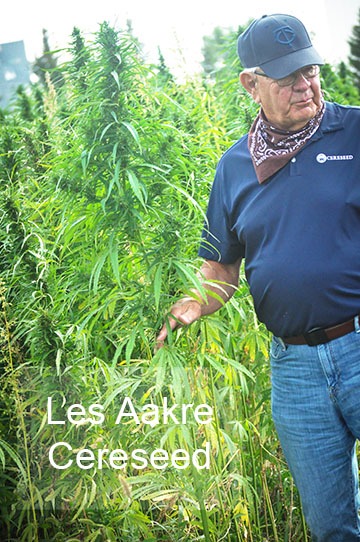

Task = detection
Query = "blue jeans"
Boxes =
[271,318,360,541]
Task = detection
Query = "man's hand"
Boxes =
[155,297,202,350]
[155,258,242,350]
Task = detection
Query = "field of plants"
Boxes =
[0,23,359,542]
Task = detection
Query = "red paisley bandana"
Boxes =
[248,101,325,184]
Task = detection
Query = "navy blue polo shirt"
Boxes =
[199,101,360,337]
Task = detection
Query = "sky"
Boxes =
[1,0,359,78]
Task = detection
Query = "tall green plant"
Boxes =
[0,22,312,541]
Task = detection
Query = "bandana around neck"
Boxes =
[248,101,325,184]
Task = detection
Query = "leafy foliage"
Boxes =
[349,8,360,91]
[321,62,360,104]
[32,29,65,89]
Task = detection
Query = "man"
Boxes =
[156,13,360,541]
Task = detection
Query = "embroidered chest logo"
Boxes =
[316,153,354,164]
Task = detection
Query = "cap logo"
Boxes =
[273,26,296,45]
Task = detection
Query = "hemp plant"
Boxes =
[0,21,318,541]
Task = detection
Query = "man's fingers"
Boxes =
[155,299,202,350]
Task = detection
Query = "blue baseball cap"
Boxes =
[237,14,324,79]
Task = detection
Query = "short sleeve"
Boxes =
[198,162,244,264]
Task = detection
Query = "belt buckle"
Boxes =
[304,327,329,346]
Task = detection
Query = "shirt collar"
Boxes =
[318,101,345,133]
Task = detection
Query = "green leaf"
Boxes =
[109,234,121,285]
[126,169,147,208]
[121,120,142,151]
[153,263,163,310]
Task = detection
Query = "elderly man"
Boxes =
[157,13,360,541]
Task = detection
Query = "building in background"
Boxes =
[0,41,30,108]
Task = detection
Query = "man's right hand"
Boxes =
[155,297,202,350]
[154,257,241,350]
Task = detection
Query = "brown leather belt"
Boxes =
[283,317,357,346]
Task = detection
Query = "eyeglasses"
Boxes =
[253,65,321,87]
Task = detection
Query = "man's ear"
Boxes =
[239,72,260,103]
